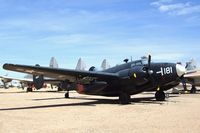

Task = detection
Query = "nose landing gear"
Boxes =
[155,89,165,101]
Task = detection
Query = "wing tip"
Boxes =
[3,63,13,70]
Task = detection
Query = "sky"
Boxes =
[0,0,200,77]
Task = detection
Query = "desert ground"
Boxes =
[0,88,200,133]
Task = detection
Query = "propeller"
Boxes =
[145,55,153,76]
[148,55,151,69]
[146,55,157,88]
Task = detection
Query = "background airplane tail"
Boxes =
[49,57,59,68]
[185,59,197,71]
[76,58,86,70]
[101,59,110,70]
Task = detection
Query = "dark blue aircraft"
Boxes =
[3,55,186,104]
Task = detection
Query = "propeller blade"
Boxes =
[148,55,151,68]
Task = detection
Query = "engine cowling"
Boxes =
[76,81,107,94]
[129,66,150,86]
[118,66,149,86]
[57,80,71,91]
[129,66,148,79]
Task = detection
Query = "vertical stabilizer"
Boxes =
[101,59,110,70]
[186,59,197,71]
[49,57,59,68]
[76,58,86,70]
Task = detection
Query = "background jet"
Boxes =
[75,58,87,71]
[0,57,59,91]
[0,75,33,90]
[101,59,110,70]
[183,59,200,93]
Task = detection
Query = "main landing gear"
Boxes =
[190,85,197,94]
[155,89,165,101]
[65,91,69,98]
[119,92,130,104]
[26,87,33,92]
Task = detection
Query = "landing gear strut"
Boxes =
[119,92,130,104]
[190,85,197,94]
[155,89,165,101]
[65,91,69,98]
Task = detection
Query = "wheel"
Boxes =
[65,92,69,98]
[155,90,165,101]
[190,86,196,94]
[27,87,33,92]
[119,92,130,104]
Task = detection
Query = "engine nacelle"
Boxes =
[76,81,107,94]
[129,66,147,79]
[118,66,149,86]
[58,80,70,90]
[33,75,44,89]
[129,66,149,86]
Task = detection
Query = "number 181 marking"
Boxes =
[156,67,173,76]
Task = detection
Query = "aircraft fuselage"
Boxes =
[74,61,183,96]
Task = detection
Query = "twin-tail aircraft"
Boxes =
[3,55,186,104]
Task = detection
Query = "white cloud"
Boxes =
[176,5,200,15]
[159,3,190,12]
[151,1,200,16]
[151,0,174,6]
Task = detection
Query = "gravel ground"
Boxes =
[0,88,200,133]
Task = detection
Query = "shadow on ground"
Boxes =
[0,94,179,111]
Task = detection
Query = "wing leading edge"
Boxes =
[3,64,120,82]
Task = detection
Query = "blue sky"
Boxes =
[0,0,200,77]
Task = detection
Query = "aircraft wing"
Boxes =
[184,70,200,86]
[3,64,120,82]
[184,71,200,78]
[0,75,33,83]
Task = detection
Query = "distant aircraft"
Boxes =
[101,59,110,70]
[0,75,33,89]
[49,57,59,68]
[75,58,86,70]
[3,55,186,104]
[0,57,59,91]
[182,59,200,93]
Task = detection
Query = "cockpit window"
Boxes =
[131,61,142,67]
[141,59,148,65]
[135,61,142,66]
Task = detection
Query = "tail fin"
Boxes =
[49,57,59,68]
[101,59,110,70]
[75,58,86,70]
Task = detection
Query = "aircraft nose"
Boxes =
[176,64,186,77]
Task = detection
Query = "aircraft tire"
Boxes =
[27,87,33,92]
[155,90,165,101]
[190,86,196,94]
[65,92,69,98]
[119,92,130,104]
